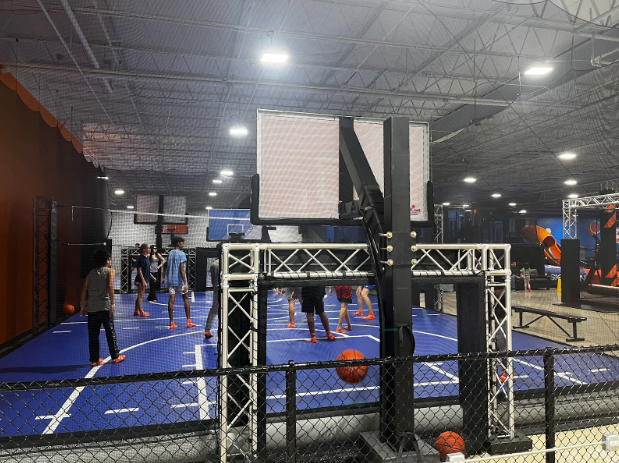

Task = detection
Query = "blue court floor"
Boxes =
[0,290,616,438]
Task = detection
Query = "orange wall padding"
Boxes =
[0,73,107,345]
[0,71,83,153]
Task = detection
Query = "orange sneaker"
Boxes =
[112,355,126,364]
[170,322,177,330]
[363,314,376,320]
[91,358,104,367]
[336,328,347,334]
[326,332,335,341]
[346,325,353,331]
[204,331,213,338]
[309,336,317,343]
[139,311,150,317]
[133,311,140,316]
[187,320,197,328]
[287,322,295,328]
[354,310,363,316]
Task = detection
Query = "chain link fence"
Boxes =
[1,346,618,462]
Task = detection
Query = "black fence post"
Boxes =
[543,348,556,463]
[286,360,297,463]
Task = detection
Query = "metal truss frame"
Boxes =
[218,243,373,461]
[219,242,512,461]
[563,192,619,238]
[411,243,514,439]
[432,205,444,312]
[119,247,197,293]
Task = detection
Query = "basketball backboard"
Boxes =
[254,110,431,225]
[207,209,263,241]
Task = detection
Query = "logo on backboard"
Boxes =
[410,204,422,217]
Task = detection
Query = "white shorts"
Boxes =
[169,285,188,295]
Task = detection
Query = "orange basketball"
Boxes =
[336,349,368,384]
[63,304,75,315]
[435,431,465,461]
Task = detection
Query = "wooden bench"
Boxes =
[512,306,587,342]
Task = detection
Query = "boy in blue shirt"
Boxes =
[165,237,197,329]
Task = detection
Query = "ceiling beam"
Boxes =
[2,62,517,107]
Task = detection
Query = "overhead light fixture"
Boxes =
[524,66,553,76]
[568,194,579,199]
[114,189,125,195]
[492,193,502,198]
[97,176,109,180]
[509,202,517,207]
[205,206,213,210]
[463,177,477,183]
[564,179,578,186]
[229,126,248,137]
[462,204,470,208]
[261,52,288,64]
[558,152,577,160]
[209,192,217,197]
[221,170,234,176]
[442,202,450,206]
[519,209,527,214]
[126,205,134,210]
[213,179,223,184]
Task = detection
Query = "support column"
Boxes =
[381,117,415,447]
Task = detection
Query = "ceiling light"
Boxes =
[205,206,213,210]
[462,204,470,208]
[509,202,517,207]
[114,189,125,195]
[126,205,134,210]
[261,53,288,64]
[463,177,477,183]
[209,192,217,197]
[229,126,248,137]
[564,179,577,186]
[524,66,553,76]
[519,209,527,214]
[221,170,234,176]
[492,193,502,198]
[442,202,450,206]
[213,179,223,184]
[97,176,109,180]
[568,194,579,199]
[558,152,577,160]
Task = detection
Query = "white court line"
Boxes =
[123,327,139,330]
[53,331,71,334]
[266,334,380,343]
[171,403,198,409]
[39,331,198,434]
[194,343,213,420]
[421,362,459,381]
[590,368,608,373]
[182,364,196,368]
[191,291,195,302]
[514,359,587,385]
[104,408,138,414]
[183,351,196,355]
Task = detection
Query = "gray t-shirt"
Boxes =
[521,268,532,279]
[87,267,112,312]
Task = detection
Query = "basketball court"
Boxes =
[2,289,617,442]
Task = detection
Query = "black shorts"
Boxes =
[301,287,325,315]
[337,297,353,304]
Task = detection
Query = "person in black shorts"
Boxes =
[301,286,335,343]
